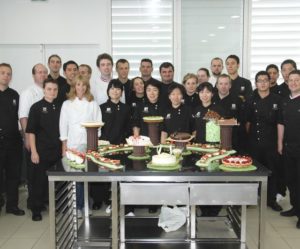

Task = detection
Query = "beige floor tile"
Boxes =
[31,229,51,249]
[0,238,9,248]
[264,236,292,249]
[1,238,36,249]
[269,216,297,229]
[276,227,300,239]
[285,238,300,249]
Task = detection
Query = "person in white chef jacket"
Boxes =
[59,74,102,218]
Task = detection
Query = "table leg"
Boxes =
[84,181,89,218]
[49,180,56,249]
[259,180,267,249]
[241,205,247,243]
[111,181,119,249]
[191,205,196,239]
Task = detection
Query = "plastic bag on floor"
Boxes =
[158,205,187,232]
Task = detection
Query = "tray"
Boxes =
[219,164,257,172]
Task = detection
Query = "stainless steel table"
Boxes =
[48,154,269,249]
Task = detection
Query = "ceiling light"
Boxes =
[231,15,240,19]
[217,26,226,30]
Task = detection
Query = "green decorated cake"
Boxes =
[206,120,220,142]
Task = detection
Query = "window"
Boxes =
[250,0,300,83]
[112,0,174,79]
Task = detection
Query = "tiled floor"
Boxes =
[0,187,299,249]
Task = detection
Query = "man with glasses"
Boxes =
[245,71,282,211]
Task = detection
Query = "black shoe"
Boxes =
[297,218,300,229]
[148,207,158,213]
[32,212,42,221]
[92,203,102,210]
[6,207,25,216]
[268,202,283,212]
[280,208,297,217]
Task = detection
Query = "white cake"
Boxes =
[152,153,177,166]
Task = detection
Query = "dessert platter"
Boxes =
[86,150,124,170]
[143,116,164,123]
[186,143,220,153]
[219,156,257,172]
[64,149,86,170]
[195,149,236,168]
[147,145,181,171]
[98,144,133,155]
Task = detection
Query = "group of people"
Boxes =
[0,53,300,229]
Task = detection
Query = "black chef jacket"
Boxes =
[132,101,163,136]
[47,74,69,105]
[100,100,131,144]
[246,92,281,148]
[279,95,300,150]
[230,76,253,102]
[159,81,181,112]
[26,98,61,160]
[0,87,22,148]
[192,103,224,143]
[115,78,132,104]
[277,82,290,98]
[270,84,280,95]
[162,104,193,135]
[183,92,201,109]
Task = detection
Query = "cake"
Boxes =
[143,116,164,123]
[204,110,221,120]
[222,156,253,168]
[152,152,177,166]
[170,132,191,140]
[206,120,220,142]
[126,136,153,146]
[218,118,238,126]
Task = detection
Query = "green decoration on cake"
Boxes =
[206,120,220,142]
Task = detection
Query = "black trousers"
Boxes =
[0,143,22,209]
[31,159,59,213]
[90,183,110,205]
[283,145,300,217]
[250,143,278,204]
[25,149,34,207]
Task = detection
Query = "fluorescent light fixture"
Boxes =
[209,33,216,37]
[217,26,226,30]
[231,15,240,19]
[201,40,208,43]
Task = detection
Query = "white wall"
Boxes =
[0,0,111,93]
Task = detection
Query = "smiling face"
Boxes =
[99,59,113,77]
[75,80,87,99]
[288,72,300,96]
[199,87,213,105]
[140,61,153,78]
[108,86,122,102]
[64,63,78,83]
[146,85,159,103]
[160,66,174,84]
[116,62,129,80]
[44,82,58,102]
[133,78,145,95]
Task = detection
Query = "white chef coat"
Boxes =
[91,75,125,106]
[59,97,102,150]
[209,75,218,87]
[19,83,44,119]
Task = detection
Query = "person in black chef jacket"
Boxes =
[182,73,200,109]
[225,55,253,102]
[161,84,193,143]
[92,80,130,210]
[193,82,224,144]
[212,74,244,153]
[277,59,297,98]
[245,71,282,212]
[132,80,162,137]
[0,63,24,216]
[100,79,131,144]
[192,82,223,217]
[278,70,300,229]
[26,78,62,221]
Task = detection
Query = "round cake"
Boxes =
[170,132,191,140]
[206,120,220,142]
[222,156,253,168]
[152,153,177,166]
[143,116,164,123]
